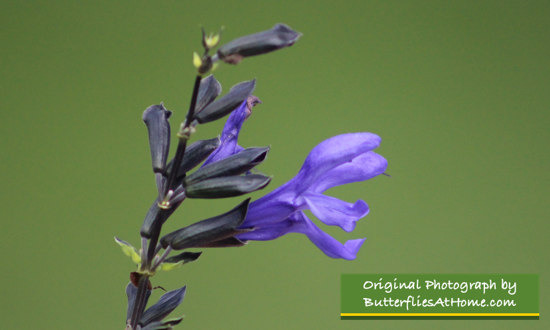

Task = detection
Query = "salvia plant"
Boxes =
[116,23,388,329]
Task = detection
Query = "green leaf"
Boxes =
[159,251,202,271]
[114,237,141,264]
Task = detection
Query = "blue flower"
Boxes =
[210,100,387,260]
[202,97,257,166]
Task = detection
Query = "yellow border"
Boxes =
[341,313,539,317]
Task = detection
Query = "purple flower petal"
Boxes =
[239,211,365,260]
[203,100,248,166]
[241,183,298,227]
[303,192,368,232]
[238,217,299,241]
[295,133,382,193]
[310,151,388,193]
[291,212,366,260]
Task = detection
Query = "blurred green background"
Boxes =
[1,0,548,329]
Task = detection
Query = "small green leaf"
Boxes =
[160,261,185,272]
[159,251,202,271]
[164,251,202,264]
[114,237,141,264]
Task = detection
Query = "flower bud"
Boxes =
[165,137,221,181]
[194,79,255,124]
[160,199,251,250]
[195,75,222,114]
[185,174,271,199]
[185,147,269,184]
[143,104,172,173]
[217,24,301,64]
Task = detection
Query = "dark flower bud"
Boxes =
[185,174,271,199]
[139,286,186,326]
[194,80,255,124]
[143,104,172,173]
[217,24,301,64]
[185,147,269,184]
[166,137,221,181]
[195,75,221,113]
[160,199,250,250]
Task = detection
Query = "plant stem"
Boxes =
[129,275,151,329]
[164,75,202,195]
[131,75,202,329]
[145,75,202,267]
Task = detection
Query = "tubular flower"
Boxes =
[202,96,258,166]
[238,133,387,260]
[202,103,246,165]
[211,102,387,260]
